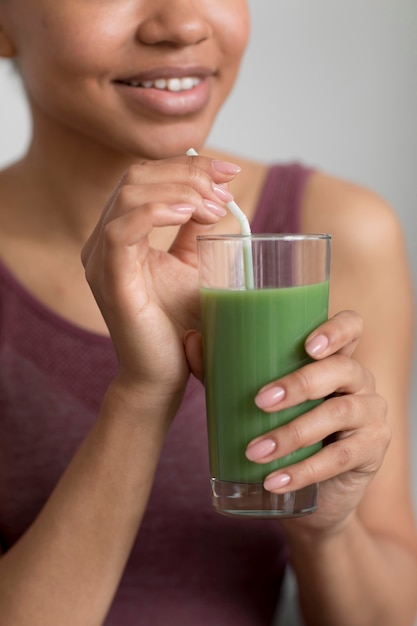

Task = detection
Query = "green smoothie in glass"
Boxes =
[197,234,331,518]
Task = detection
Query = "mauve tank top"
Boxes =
[0,163,312,626]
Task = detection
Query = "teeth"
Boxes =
[126,76,200,92]
[180,77,197,91]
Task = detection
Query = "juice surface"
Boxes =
[201,281,329,484]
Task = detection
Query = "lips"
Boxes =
[114,66,214,116]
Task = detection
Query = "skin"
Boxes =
[0,1,416,625]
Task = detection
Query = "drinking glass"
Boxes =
[197,234,331,518]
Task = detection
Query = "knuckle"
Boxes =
[102,219,122,247]
[327,314,350,341]
[334,392,358,419]
[83,262,95,287]
[337,352,356,375]
[185,159,213,192]
[327,310,363,346]
[297,458,319,486]
[292,368,312,396]
[186,159,203,183]
[177,182,197,202]
[160,181,199,205]
[332,309,363,331]
[285,419,305,449]
[333,441,353,470]
[122,162,151,185]
[116,183,136,208]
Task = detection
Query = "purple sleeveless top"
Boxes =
[0,163,311,625]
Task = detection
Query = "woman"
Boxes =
[0,1,416,624]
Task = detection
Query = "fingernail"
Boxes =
[212,160,242,175]
[169,203,195,214]
[255,386,285,409]
[246,438,277,461]
[203,199,227,217]
[264,473,291,491]
[305,334,329,356]
[211,183,234,202]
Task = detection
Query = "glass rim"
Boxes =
[196,233,331,242]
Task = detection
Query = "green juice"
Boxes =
[201,281,329,484]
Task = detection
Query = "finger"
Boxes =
[127,155,241,186]
[255,354,375,413]
[184,330,204,382]
[262,419,390,494]
[83,184,226,274]
[104,182,229,237]
[82,157,238,265]
[169,214,222,267]
[105,180,229,224]
[84,203,196,309]
[246,391,388,464]
[305,310,363,359]
[121,159,238,213]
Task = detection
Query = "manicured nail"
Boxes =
[211,183,234,202]
[264,473,291,491]
[203,199,227,216]
[212,160,242,175]
[305,334,329,356]
[246,438,277,461]
[169,203,195,213]
[255,386,285,409]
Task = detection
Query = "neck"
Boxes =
[11,111,144,245]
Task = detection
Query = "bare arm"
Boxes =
[288,174,417,626]
[0,156,237,626]
[239,172,417,626]
[0,382,176,626]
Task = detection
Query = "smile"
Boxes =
[119,77,201,92]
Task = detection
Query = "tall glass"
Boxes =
[197,234,331,518]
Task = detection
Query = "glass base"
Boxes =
[211,478,318,519]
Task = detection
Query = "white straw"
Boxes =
[186,148,252,236]
[186,148,254,288]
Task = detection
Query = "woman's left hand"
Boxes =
[244,309,390,533]
[186,309,390,533]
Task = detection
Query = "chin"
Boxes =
[126,129,212,161]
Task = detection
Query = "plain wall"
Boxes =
[0,1,416,511]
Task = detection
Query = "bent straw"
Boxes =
[186,148,254,289]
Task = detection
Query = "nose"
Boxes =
[136,1,212,47]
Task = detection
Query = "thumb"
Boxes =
[169,220,215,267]
[184,330,205,383]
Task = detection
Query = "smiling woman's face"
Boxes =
[0,0,250,159]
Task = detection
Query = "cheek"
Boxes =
[16,7,120,79]
[216,6,250,70]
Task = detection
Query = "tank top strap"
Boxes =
[251,162,313,234]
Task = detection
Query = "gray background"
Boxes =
[0,1,416,512]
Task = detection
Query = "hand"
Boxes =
[185,311,390,532]
[245,310,390,533]
[81,155,240,396]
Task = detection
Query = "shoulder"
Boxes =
[302,170,405,252]
[301,170,409,283]
[301,170,413,321]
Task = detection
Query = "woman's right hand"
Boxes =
[81,155,240,396]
